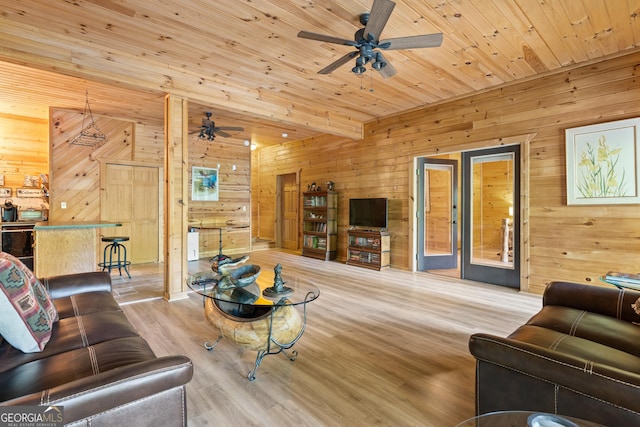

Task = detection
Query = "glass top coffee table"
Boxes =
[455,411,605,427]
[187,264,319,380]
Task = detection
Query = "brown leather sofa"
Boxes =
[0,271,193,426]
[469,281,640,427]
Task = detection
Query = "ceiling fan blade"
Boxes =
[214,130,232,138]
[381,33,443,50]
[216,126,244,132]
[375,53,397,79]
[364,0,396,41]
[297,31,354,46]
[318,51,359,74]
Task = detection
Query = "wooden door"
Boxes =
[102,164,133,258]
[102,163,160,264]
[132,166,159,263]
[281,173,298,250]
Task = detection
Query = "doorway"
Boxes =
[417,158,458,270]
[276,172,299,250]
[462,146,520,288]
[102,163,161,264]
[417,145,520,288]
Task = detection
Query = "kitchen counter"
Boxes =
[34,221,122,230]
[34,221,123,277]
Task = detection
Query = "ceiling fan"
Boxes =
[194,112,244,141]
[297,0,443,79]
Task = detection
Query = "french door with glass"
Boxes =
[417,158,458,270]
[461,145,520,288]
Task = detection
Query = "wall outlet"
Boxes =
[61,202,67,209]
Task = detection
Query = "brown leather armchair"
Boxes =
[0,272,193,426]
[469,281,640,427]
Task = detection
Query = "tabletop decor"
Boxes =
[263,263,293,298]
[214,256,260,290]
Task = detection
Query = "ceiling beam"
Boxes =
[0,18,363,140]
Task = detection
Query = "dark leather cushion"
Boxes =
[0,336,156,402]
[1,309,145,373]
[0,288,157,402]
[523,305,640,358]
[54,291,122,319]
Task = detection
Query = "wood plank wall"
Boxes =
[0,113,48,203]
[44,108,251,261]
[49,109,135,221]
[188,136,251,258]
[254,51,640,294]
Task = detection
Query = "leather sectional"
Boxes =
[0,271,193,426]
[469,281,640,426]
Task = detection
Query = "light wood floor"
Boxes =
[119,249,542,427]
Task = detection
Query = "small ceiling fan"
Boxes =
[297,0,443,79]
[194,112,244,141]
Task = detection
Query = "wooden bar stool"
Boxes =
[99,236,131,278]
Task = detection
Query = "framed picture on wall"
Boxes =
[192,166,219,201]
[565,117,640,205]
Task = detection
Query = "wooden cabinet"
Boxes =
[346,229,390,270]
[302,191,337,260]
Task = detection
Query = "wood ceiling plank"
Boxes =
[0,19,363,139]
[0,1,369,137]
[0,0,638,147]
[629,0,640,48]
[439,0,537,78]
[585,0,636,53]
[494,1,559,72]
[515,0,590,66]
[560,0,607,59]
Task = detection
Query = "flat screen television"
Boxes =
[349,198,388,229]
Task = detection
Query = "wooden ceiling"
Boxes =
[0,0,639,147]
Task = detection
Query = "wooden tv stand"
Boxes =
[346,229,390,270]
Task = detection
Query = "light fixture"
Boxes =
[199,112,216,141]
[282,133,288,138]
[69,91,106,147]
[244,140,250,146]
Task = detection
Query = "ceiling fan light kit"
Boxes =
[197,112,244,141]
[297,0,443,79]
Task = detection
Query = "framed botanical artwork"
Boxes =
[565,117,640,205]
[192,166,219,201]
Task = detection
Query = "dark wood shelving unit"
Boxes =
[346,229,390,270]
[302,190,337,261]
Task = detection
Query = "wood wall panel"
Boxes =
[49,109,134,222]
[0,114,48,199]
[255,51,640,294]
[188,136,251,258]
[250,149,260,238]
[133,123,164,163]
